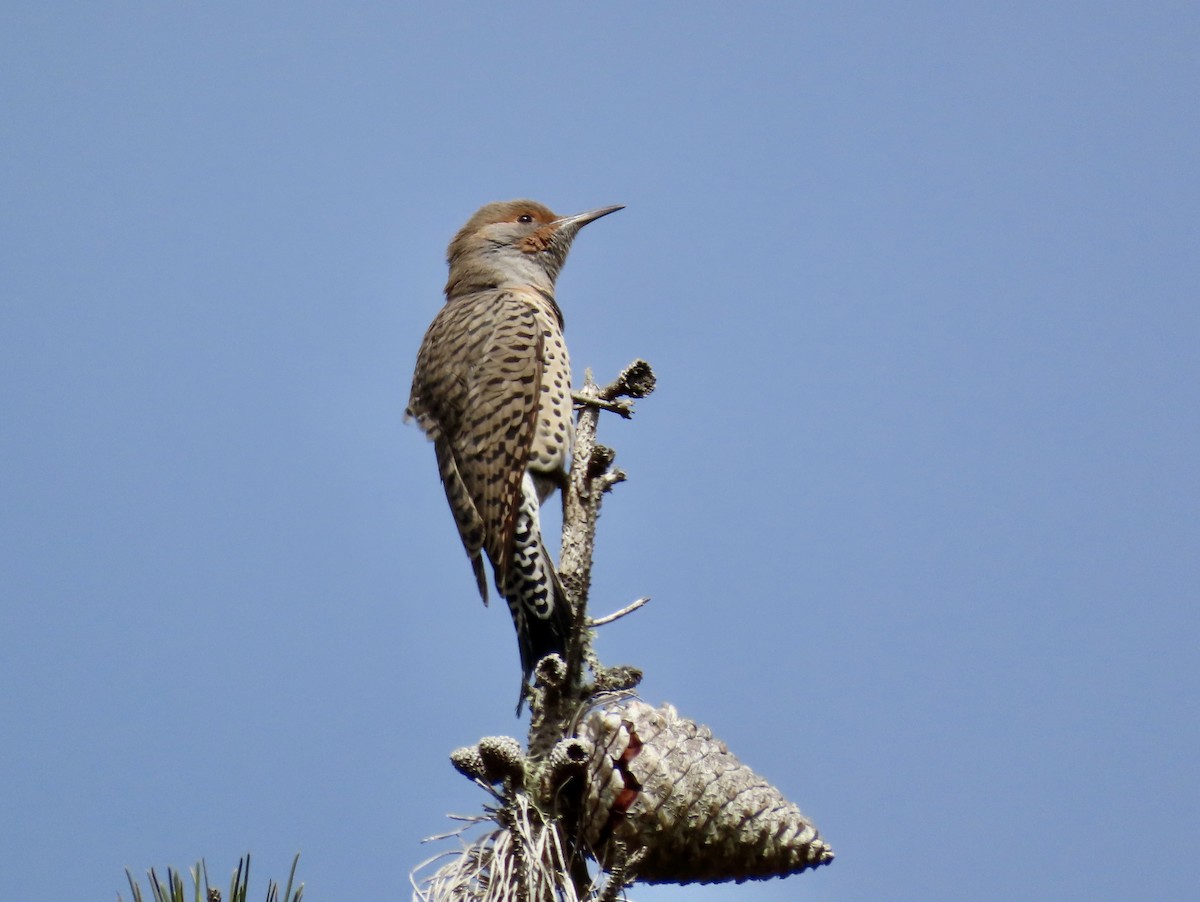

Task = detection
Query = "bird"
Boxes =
[407,199,623,690]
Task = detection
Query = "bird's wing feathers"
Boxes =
[433,438,489,603]
[410,291,545,592]
[457,296,544,584]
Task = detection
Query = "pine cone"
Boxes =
[576,698,834,884]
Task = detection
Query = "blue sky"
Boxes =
[2,3,1197,900]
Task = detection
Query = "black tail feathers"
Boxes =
[513,565,572,683]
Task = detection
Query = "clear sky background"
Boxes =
[2,3,1197,901]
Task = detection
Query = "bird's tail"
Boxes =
[500,479,573,685]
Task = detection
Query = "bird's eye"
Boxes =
[517,214,534,223]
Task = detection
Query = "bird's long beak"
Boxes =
[554,204,624,235]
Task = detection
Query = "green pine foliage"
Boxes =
[120,853,302,902]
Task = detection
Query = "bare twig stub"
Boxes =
[588,597,651,628]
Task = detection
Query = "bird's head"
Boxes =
[445,200,623,296]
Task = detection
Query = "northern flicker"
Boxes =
[407,199,622,687]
